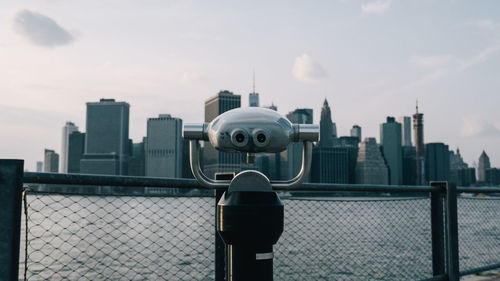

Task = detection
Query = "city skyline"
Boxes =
[1,1,499,170]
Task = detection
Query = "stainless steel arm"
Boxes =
[190,139,313,189]
[189,140,231,188]
[270,141,313,189]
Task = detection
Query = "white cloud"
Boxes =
[292,54,327,83]
[461,115,500,138]
[457,45,500,72]
[11,9,74,47]
[179,71,203,84]
[361,0,391,15]
[410,54,455,69]
[468,19,500,31]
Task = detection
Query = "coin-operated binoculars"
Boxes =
[183,107,319,281]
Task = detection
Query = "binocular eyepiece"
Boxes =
[183,107,318,153]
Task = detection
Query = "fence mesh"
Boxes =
[458,197,500,272]
[274,197,433,281]
[21,188,215,281]
[19,186,500,281]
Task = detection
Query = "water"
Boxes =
[19,193,500,280]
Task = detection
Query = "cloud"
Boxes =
[410,54,455,69]
[468,19,500,31]
[461,116,500,138]
[12,9,74,47]
[361,0,391,15]
[179,71,203,84]
[457,45,500,72]
[292,54,327,83]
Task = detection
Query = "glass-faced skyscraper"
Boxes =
[60,121,78,173]
[397,116,412,147]
[80,98,130,175]
[380,117,403,185]
[203,90,244,178]
[413,104,425,185]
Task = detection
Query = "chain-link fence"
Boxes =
[18,186,500,281]
[21,188,215,281]
[458,197,500,272]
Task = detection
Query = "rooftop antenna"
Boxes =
[252,69,256,93]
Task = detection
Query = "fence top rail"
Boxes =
[457,187,500,193]
[22,172,447,192]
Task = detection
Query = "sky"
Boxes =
[1,0,499,171]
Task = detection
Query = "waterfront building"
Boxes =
[80,98,130,175]
[350,125,361,142]
[311,146,350,184]
[44,149,59,173]
[413,104,425,185]
[36,161,43,172]
[319,99,337,147]
[281,108,313,180]
[67,131,85,173]
[203,91,249,178]
[249,92,259,107]
[485,168,500,186]
[397,116,412,147]
[380,116,403,185]
[402,146,416,185]
[456,167,476,186]
[145,114,183,178]
[478,150,491,182]
[263,103,278,111]
[355,138,389,185]
[60,121,79,173]
[425,142,450,182]
[128,137,146,177]
[449,148,468,186]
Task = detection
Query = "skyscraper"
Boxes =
[311,146,350,184]
[413,103,425,185]
[44,149,59,173]
[319,99,336,147]
[478,150,491,182]
[36,161,43,172]
[80,98,130,175]
[203,90,245,178]
[355,138,389,185]
[128,138,146,177]
[380,117,403,185]
[67,131,85,173]
[281,108,313,179]
[425,143,450,182]
[350,125,361,142]
[249,93,259,107]
[145,114,183,178]
[60,122,79,173]
[397,116,412,147]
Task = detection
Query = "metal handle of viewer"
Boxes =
[189,140,313,189]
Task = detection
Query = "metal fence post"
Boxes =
[214,173,233,281]
[430,182,445,277]
[445,182,459,281]
[0,159,24,281]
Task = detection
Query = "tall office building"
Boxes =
[413,104,425,185]
[319,99,337,147]
[478,150,491,182]
[203,91,245,178]
[145,114,183,178]
[44,149,59,173]
[36,161,43,172]
[60,122,79,173]
[425,143,450,182]
[311,146,350,184]
[129,137,146,177]
[281,108,313,180]
[67,131,85,173]
[249,92,259,107]
[80,98,130,175]
[355,138,389,185]
[397,116,412,147]
[449,148,475,186]
[402,146,416,185]
[350,125,361,142]
[380,117,403,185]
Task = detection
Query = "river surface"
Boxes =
[19,193,500,280]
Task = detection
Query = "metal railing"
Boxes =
[1,159,500,280]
